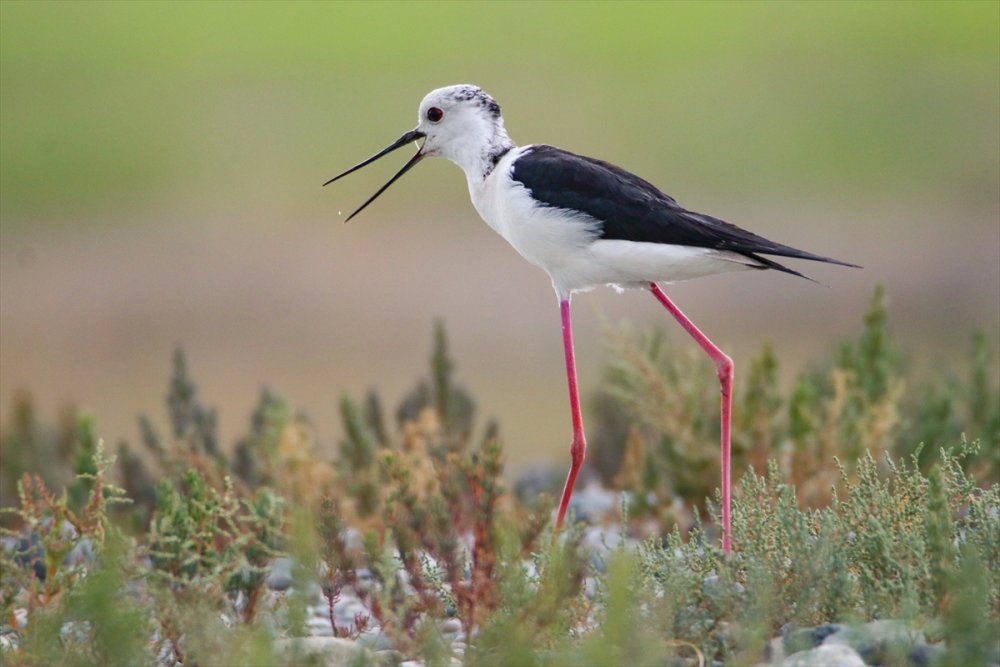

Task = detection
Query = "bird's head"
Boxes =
[415,84,505,163]
[325,84,512,221]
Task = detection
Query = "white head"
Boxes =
[324,84,514,220]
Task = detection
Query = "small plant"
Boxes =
[617,441,999,664]
[0,394,80,513]
[332,321,552,651]
[1,433,137,666]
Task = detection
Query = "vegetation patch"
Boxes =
[1,288,997,666]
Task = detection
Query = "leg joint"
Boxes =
[715,354,734,380]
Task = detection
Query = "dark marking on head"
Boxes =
[448,85,502,119]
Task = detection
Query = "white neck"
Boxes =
[444,123,516,183]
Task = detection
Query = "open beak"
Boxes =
[323,128,426,221]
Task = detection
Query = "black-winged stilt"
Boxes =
[324,84,858,555]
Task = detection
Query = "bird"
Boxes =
[324,84,858,555]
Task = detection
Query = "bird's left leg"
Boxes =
[649,283,733,556]
[555,297,586,530]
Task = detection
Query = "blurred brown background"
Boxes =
[1,2,997,474]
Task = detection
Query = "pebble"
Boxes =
[512,465,561,501]
[306,613,337,637]
[567,480,618,523]
[907,642,947,667]
[357,627,394,651]
[399,659,462,667]
[12,533,46,581]
[375,649,404,666]
[580,524,645,575]
[782,623,843,654]
[266,556,294,590]
[273,636,369,666]
[764,636,786,664]
[64,536,95,567]
[438,618,462,635]
[356,567,377,593]
[702,572,747,600]
[781,643,865,667]
[824,619,926,665]
[331,591,371,630]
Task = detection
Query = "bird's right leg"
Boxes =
[649,283,733,556]
[555,298,586,529]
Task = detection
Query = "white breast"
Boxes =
[467,147,601,293]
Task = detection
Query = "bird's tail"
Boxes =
[744,251,860,285]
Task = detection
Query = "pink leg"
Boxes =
[555,298,586,529]
[649,283,733,556]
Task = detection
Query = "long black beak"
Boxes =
[323,128,426,222]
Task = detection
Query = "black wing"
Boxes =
[510,145,858,271]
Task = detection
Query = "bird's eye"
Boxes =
[426,107,444,122]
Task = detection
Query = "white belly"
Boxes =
[468,150,755,298]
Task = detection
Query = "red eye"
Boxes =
[426,106,443,122]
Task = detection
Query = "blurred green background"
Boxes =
[1,1,997,469]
